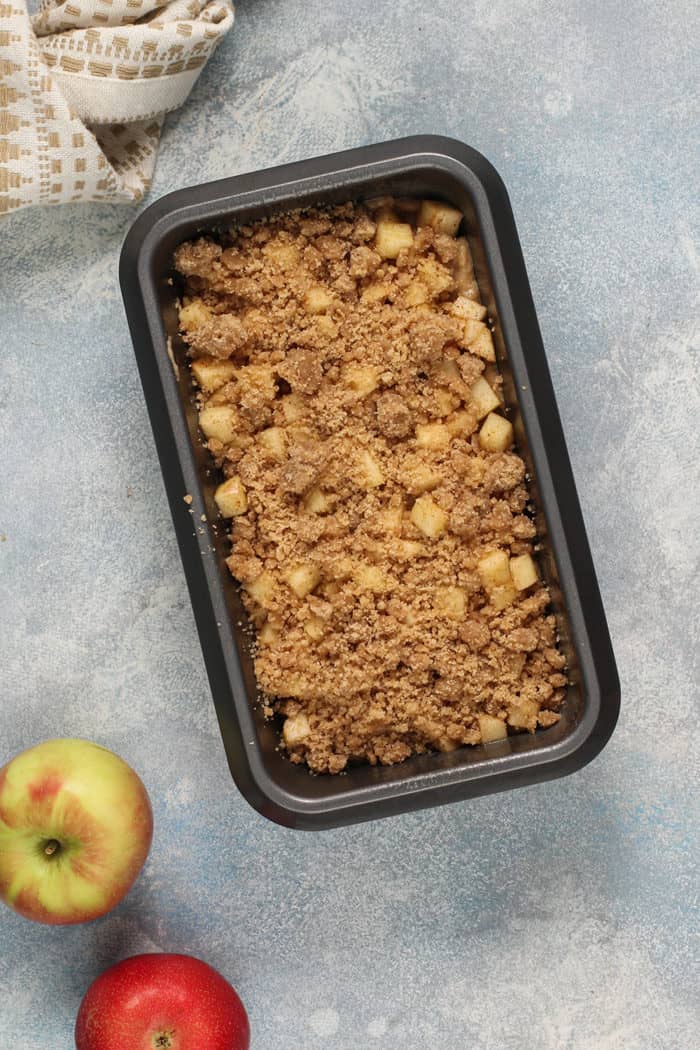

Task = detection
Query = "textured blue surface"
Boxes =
[1,2,699,1047]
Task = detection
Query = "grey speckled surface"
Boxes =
[1,2,699,1047]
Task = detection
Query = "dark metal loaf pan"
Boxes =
[119,136,619,829]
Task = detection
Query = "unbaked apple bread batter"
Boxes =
[174,198,567,773]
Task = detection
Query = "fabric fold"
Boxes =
[0,0,234,215]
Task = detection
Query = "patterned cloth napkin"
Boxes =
[0,0,234,215]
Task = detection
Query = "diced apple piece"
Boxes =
[461,318,487,343]
[285,424,315,447]
[304,286,332,314]
[406,463,442,494]
[330,557,355,581]
[469,327,496,362]
[458,320,495,364]
[490,584,518,610]
[283,712,311,746]
[478,714,508,742]
[479,412,513,453]
[275,672,309,698]
[257,426,287,462]
[417,200,463,236]
[380,502,404,534]
[417,258,454,297]
[179,300,211,330]
[375,220,414,259]
[361,282,392,304]
[470,376,501,419]
[315,315,338,339]
[358,449,384,489]
[446,408,478,438]
[258,619,280,645]
[461,550,515,611]
[410,495,448,539]
[214,476,247,518]
[344,364,380,398]
[483,363,500,386]
[283,563,321,599]
[449,296,487,322]
[280,393,306,423]
[454,237,480,298]
[304,486,331,514]
[404,281,429,307]
[191,357,237,393]
[434,585,466,619]
[510,553,539,591]
[397,540,426,559]
[416,422,451,450]
[435,358,465,390]
[355,564,388,593]
[304,615,326,641]
[477,550,512,590]
[245,571,275,610]
[198,405,239,443]
[263,240,300,270]
[507,699,539,732]
[435,736,461,752]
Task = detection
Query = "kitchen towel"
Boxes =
[0,0,234,215]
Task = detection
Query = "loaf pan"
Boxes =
[119,136,619,829]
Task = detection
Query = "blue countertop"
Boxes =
[1,2,698,1047]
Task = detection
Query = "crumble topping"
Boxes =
[174,198,566,774]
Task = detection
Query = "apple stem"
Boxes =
[44,839,61,857]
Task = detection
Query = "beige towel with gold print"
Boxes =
[0,0,234,215]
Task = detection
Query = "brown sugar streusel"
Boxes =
[174,197,567,774]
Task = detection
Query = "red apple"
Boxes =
[0,738,152,924]
[75,953,251,1050]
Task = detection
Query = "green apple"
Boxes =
[0,738,153,924]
